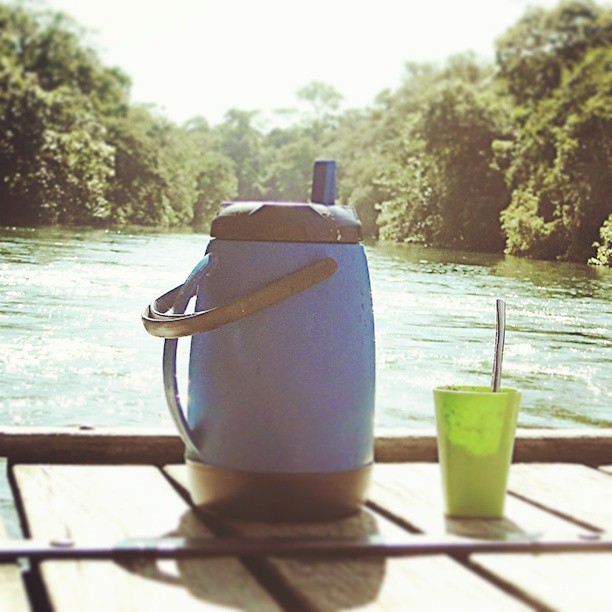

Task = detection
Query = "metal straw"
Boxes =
[491,299,506,392]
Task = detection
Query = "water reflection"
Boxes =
[492,256,609,300]
[1,228,611,429]
[366,240,611,429]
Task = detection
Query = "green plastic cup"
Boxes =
[434,386,521,518]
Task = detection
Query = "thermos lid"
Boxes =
[210,201,363,243]
[210,161,363,244]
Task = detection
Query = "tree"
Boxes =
[1,4,130,114]
[0,3,124,226]
[214,109,264,200]
[329,108,392,237]
[105,106,196,226]
[261,135,317,202]
[181,117,238,226]
[499,46,612,262]
[297,81,343,115]
[418,82,512,250]
[0,60,113,225]
[496,0,610,105]
[372,56,512,251]
[191,152,237,227]
[591,214,612,266]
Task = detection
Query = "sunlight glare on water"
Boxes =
[0,228,610,429]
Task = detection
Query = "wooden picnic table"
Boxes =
[1,426,611,611]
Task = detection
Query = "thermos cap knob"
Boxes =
[211,160,362,243]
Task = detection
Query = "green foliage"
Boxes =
[179,116,238,227]
[336,149,389,238]
[590,214,612,265]
[191,152,237,228]
[496,0,610,104]
[376,151,445,243]
[494,0,612,263]
[261,133,317,202]
[0,2,237,229]
[105,107,193,226]
[0,57,113,225]
[373,57,512,251]
[295,81,344,142]
[214,109,264,200]
[0,4,130,114]
[296,81,343,116]
[337,3,612,264]
[328,108,394,237]
[500,45,612,261]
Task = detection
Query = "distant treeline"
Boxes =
[0,1,610,266]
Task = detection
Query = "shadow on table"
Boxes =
[445,515,534,540]
[118,508,387,609]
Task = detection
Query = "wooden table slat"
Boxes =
[165,465,529,611]
[0,509,30,612]
[0,459,30,611]
[12,465,281,611]
[369,463,576,536]
[508,463,612,531]
[369,462,612,612]
[472,551,612,611]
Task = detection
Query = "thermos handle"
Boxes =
[142,257,338,338]
[160,254,212,457]
[143,256,338,457]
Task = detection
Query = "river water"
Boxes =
[1,227,610,430]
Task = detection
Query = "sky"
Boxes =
[39,0,561,127]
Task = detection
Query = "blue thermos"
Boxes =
[143,161,375,521]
